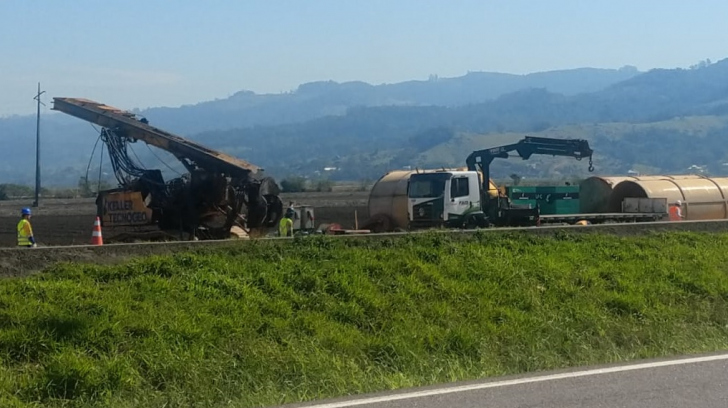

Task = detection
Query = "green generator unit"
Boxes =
[507,185,580,215]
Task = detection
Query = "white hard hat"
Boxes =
[675,200,682,205]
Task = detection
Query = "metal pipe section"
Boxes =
[579,175,703,213]
[367,170,418,230]
[610,176,728,220]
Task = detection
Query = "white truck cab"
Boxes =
[407,170,482,228]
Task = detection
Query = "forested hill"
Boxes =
[138,66,641,134]
[1,59,726,186]
[190,58,728,180]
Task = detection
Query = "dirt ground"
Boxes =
[0,192,370,247]
[4,219,728,279]
[9,189,728,280]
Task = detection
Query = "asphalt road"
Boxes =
[285,352,728,408]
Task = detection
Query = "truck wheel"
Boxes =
[464,215,479,230]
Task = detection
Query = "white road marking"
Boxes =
[302,352,728,408]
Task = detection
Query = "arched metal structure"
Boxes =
[579,175,703,213]
[610,176,728,220]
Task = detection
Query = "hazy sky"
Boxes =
[1,0,726,116]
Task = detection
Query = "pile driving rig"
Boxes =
[52,97,283,240]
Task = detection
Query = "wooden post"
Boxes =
[355,210,359,230]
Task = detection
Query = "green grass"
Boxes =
[2,231,728,407]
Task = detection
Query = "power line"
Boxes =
[97,142,104,193]
[144,143,183,176]
[84,132,103,193]
[86,125,184,192]
[127,143,148,170]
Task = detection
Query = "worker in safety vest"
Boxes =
[17,207,37,247]
[669,200,684,221]
[279,208,294,237]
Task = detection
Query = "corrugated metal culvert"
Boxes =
[579,175,703,213]
[367,170,414,230]
[610,176,728,220]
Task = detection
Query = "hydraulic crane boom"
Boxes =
[465,136,595,192]
[52,97,260,176]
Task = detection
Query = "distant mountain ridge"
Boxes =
[187,58,728,180]
[138,66,642,134]
[4,60,728,186]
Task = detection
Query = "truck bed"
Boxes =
[539,212,667,224]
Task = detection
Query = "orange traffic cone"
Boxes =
[91,217,103,245]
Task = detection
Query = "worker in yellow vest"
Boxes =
[17,207,37,248]
[278,208,294,237]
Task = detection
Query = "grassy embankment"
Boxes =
[2,231,728,407]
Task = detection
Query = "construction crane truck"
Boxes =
[52,97,283,241]
[407,136,666,229]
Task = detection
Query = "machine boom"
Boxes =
[51,97,282,241]
[52,97,260,176]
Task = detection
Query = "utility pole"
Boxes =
[32,83,45,208]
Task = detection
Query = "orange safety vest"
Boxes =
[668,205,682,221]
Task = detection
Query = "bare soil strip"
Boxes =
[2,219,728,279]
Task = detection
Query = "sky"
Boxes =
[1,0,727,117]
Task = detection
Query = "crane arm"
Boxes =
[52,97,261,177]
[465,136,594,191]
